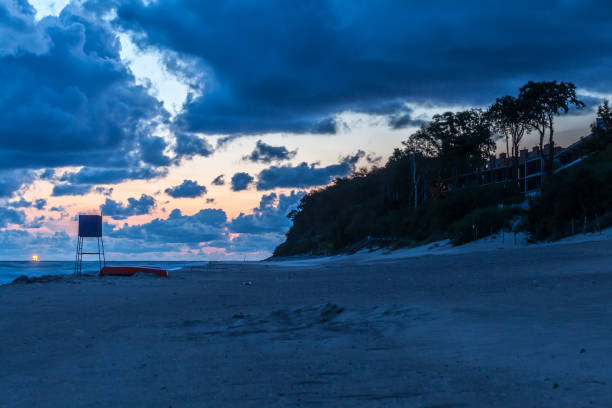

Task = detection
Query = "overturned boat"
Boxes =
[100,265,168,278]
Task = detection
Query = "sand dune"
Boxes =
[1,239,612,407]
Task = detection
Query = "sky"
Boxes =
[1,0,611,261]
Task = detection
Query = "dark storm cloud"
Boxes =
[215,136,236,149]
[139,136,172,166]
[25,215,45,228]
[312,117,339,135]
[211,175,225,186]
[109,0,612,136]
[0,170,35,198]
[100,194,155,219]
[7,198,32,208]
[229,191,304,234]
[6,197,45,209]
[39,169,55,179]
[255,151,365,190]
[51,183,93,196]
[388,107,427,130]
[94,186,114,196]
[0,207,26,228]
[59,167,168,185]
[165,179,207,198]
[0,2,168,189]
[0,0,48,56]
[33,198,46,209]
[174,133,214,159]
[231,172,254,192]
[243,140,297,164]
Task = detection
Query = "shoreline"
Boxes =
[0,261,208,287]
[4,227,611,286]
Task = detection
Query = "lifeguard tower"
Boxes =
[74,214,105,276]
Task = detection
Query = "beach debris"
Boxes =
[320,303,344,322]
[11,275,65,284]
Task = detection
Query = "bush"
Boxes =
[527,145,612,240]
[273,171,523,257]
[450,206,521,245]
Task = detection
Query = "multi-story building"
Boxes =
[457,132,593,196]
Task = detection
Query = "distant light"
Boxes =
[32,255,39,262]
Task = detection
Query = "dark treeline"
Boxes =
[528,101,612,240]
[274,82,612,257]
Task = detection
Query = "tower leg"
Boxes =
[100,237,106,266]
[74,236,83,276]
[97,236,102,272]
[79,237,83,276]
[74,237,78,276]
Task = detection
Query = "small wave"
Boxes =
[0,261,208,286]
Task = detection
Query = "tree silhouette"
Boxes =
[593,100,612,133]
[488,95,532,183]
[405,109,494,186]
[519,81,584,178]
[587,100,612,151]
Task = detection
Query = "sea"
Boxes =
[0,261,206,286]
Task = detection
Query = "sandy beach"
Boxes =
[1,238,612,407]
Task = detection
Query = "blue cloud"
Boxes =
[0,207,26,227]
[33,198,47,209]
[93,186,114,196]
[39,169,55,179]
[211,175,225,186]
[0,170,34,198]
[106,208,227,244]
[255,151,364,190]
[6,197,46,209]
[59,166,168,185]
[25,215,45,228]
[51,183,93,196]
[7,198,32,208]
[174,133,214,159]
[388,106,427,129]
[100,194,156,219]
[243,140,297,163]
[229,191,304,234]
[139,136,172,166]
[231,172,254,191]
[165,179,207,198]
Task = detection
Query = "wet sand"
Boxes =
[1,239,611,407]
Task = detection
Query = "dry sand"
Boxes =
[1,239,612,407]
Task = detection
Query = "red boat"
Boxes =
[100,265,169,278]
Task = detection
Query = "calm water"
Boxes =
[0,261,206,286]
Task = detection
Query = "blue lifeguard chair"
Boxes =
[74,214,105,276]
